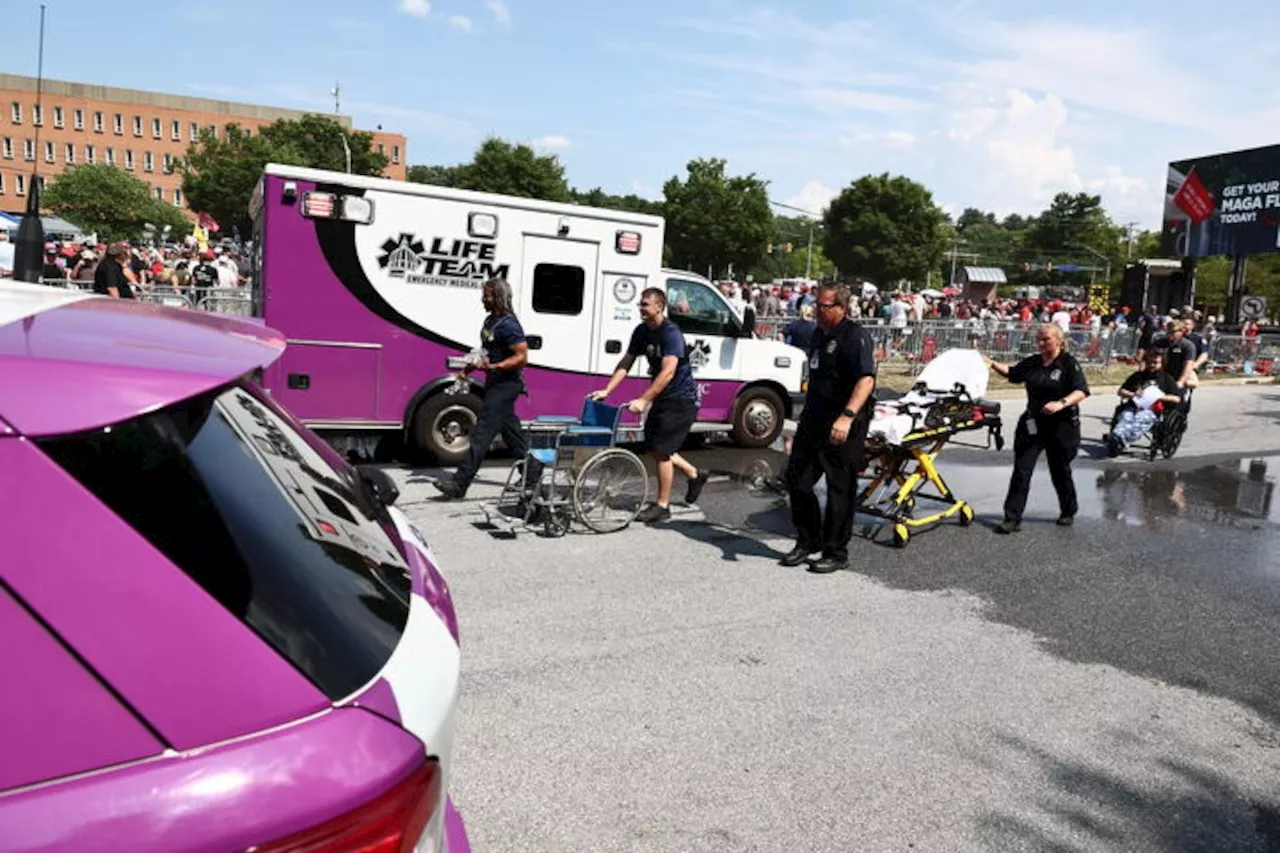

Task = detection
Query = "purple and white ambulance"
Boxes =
[248,164,803,464]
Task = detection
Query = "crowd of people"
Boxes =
[30,237,246,299]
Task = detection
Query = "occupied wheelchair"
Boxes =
[1105,390,1190,461]
[497,399,649,537]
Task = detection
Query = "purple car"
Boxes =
[0,282,470,853]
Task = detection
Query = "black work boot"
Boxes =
[779,546,818,567]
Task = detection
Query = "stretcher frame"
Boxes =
[856,386,1004,547]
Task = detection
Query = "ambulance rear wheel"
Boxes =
[731,387,784,448]
[411,392,482,466]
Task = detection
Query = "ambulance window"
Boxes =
[532,263,585,315]
[667,277,737,337]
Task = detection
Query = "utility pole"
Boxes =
[1124,221,1140,259]
[331,82,351,173]
[948,237,967,286]
[804,219,814,281]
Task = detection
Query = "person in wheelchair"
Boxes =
[1103,350,1183,457]
[1154,319,1198,413]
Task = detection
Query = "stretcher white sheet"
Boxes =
[869,349,989,445]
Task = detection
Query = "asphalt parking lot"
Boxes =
[395,384,1280,852]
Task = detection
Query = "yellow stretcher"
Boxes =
[856,389,1004,548]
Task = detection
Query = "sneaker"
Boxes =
[432,480,466,500]
[994,518,1021,534]
[636,504,671,524]
[685,470,710,504]
[1056,515,1075,527]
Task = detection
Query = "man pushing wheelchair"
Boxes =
[1104,322,1197,459]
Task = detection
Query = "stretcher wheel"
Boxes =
[892,524,910,548]
[959,504,974,526]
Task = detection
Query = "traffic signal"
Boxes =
[784,243,793,253]
[767,244,774,254]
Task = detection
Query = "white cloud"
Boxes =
[530,135,571,152]
[448,14,473,31]
[783,181,839,218]
[800,87,922,115]
[399,0,429,18]
[485,0,511,27]
[839,130,916,149]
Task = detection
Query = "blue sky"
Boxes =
[8,0,1280,227]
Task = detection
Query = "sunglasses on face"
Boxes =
[816,301,841,310]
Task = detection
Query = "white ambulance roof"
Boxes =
[263,164,665,228]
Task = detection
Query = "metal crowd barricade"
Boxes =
[1208,334,1278,375]
[135,290,195,309]
[194,288,257,316]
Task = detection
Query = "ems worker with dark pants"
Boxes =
[985,323,1090,533]
[782,283,877,574]
[434,278,538,500]
[590,287,709,524]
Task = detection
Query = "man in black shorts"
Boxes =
[590,287,708,524]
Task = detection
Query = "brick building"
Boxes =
[0,73,407,214]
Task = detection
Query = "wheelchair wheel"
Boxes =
[1162,412,1187,459]
[573,448,648,534]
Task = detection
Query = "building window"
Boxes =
[11,102,22,123]
[23,138,35,161]
[151,117,161,138]
[163,152,174,173]
[206,124,217,139]
[132,115,142,136]
[190,121,199,141]
[377,142,385,154]
[174,188,183,206]
[0,173,4,194]
[32,104,43,125]
[53,106,64,128]
[171,119,180,140]
[154,186,164,201]
[16,174,26,196]
[36,175,46,193]
[105,147,115,165]
[74,108,84,130]
[393,144,400,164]
[1,137,11,159]
[65,143,75,164]
[124,150,134,170]
[44,140,54,163]
[93,111,104,132]
[85,144,95,164]
[144,151,154,172]
[531,264,586,315]
[113,113,123,134]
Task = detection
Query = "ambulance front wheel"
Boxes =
[731,387,785,448]
[411,391,482,466]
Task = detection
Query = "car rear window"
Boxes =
[37,383,410,700]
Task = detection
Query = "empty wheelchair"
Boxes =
[499,399,649,537]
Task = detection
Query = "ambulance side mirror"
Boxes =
[741,306,756,338]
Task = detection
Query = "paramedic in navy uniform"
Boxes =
[984,323,1090,533]
[589,287,709,524]
[782,283,878,574]
[434,278,537,500]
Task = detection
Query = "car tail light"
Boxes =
[302,192,337,219]
[245,756,440,853]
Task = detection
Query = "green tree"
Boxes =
[823,173,947,286]
[258,114,388,176]
[453,137,571,201]
[44,164,189,242]
[570,186,664,217]
[662,157,772,277]
[1024,192,1121,257]
[407,164,465,187]
[180,115,388,237]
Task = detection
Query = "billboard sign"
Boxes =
[1161,143,1280,258]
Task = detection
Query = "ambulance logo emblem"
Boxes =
[378,234,425,278]
[688,340,713,372]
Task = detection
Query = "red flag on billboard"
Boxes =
[197,212,221,233]
[1172,169,1215,223]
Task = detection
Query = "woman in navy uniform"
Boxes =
[434,278,536,499]
[782,283,878,574]
[985,323,1090,532]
